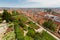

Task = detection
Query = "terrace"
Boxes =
[0,10,58,40]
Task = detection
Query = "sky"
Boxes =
[0,0,60,8]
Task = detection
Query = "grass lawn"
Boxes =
[41,31,56,40]
[25,35,34,40]
[14,23,24,40]
[35,31,56,40]
[13,15,28,23]
[19,15,28,22]
[28,21,39,29]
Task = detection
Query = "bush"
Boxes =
[28,21,38,29]
[27,27,35,37]
[23,25,28,31]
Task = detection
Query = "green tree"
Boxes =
[43,20,57,31]
[2,10,12,22]
[0,14,2,18]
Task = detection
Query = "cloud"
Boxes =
[27,0,59,3]
[25,0,60,7]
[0,0,60,8]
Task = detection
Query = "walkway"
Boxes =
[0,23,8,40]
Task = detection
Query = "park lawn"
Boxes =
[38,31,56,40]
[25,35,34,40]
[13,15,28,23]
[14,23,24,40]
[19,15,28,22]
[28,21,39,29]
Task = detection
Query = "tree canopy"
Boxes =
[42,20,57,31]
[2,10,12,22]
